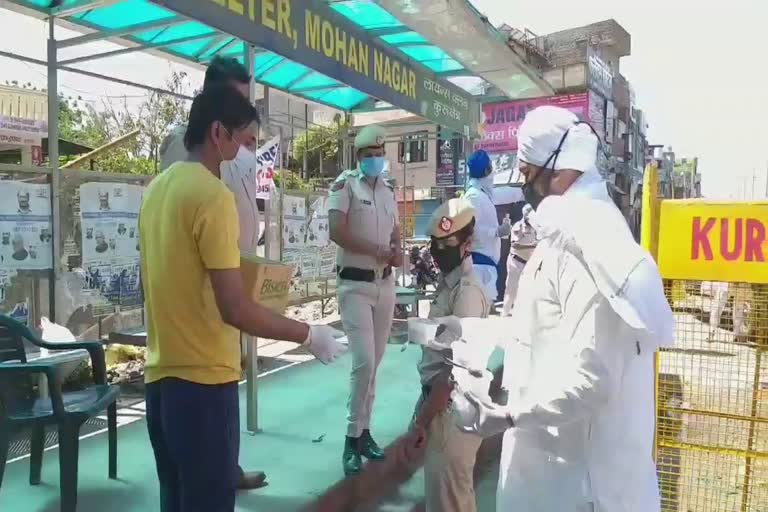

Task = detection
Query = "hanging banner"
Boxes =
[255,136,280,200]
[0,115,47,146]
[658,200,768,283]
[80,182,144,307]
[476,93,589,154]
[0,181,52,271]
[154,0,477,136]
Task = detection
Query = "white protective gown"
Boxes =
[497,172,674,512]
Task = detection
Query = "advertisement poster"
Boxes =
[0,181,53,271]
[80,182,144,307]
[476,93,589,154]
[255,136,280,200]
[307,197,330,248]
[436,139,457,186]
[282,195,306,250]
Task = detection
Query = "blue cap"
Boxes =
[467,150,491,178]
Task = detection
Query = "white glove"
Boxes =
[430,316,463,351]
[451,390,515,438]
[305,325,348,364]
[432,315,462,337]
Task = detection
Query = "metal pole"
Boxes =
[47,17,61,323]
[303,103,309,181]
[243,43,261,434]
[764,162,768,199]
[401,135,408,287]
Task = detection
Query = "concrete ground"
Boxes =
[0,345,504,512]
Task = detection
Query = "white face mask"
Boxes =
[221,144,255,178]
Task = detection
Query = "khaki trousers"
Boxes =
[424,409,483,512]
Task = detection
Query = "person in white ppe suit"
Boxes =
[501,204,537,316]
[463,149,512,303]
[452,106,675,512]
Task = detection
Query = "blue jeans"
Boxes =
[146,378,240,512]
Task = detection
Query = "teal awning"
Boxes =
[8,0,489,123]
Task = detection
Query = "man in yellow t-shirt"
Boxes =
[140,85,346,512]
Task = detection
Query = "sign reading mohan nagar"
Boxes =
[657,200,768,283]
[154,0,476,135]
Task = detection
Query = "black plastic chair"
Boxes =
[0,314,119,512]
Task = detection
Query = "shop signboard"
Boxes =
[587,47,613,99]
[588,90,606,143]
[657,201,768,283]
[156,0,476,136]
[436,138,457,186]
[476,93,589,154]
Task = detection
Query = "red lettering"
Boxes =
[720,218,743,261]
[691,217,715,260]
[745,218,766,262]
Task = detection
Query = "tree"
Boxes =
[292,115,346,179]
[54,71,192,175]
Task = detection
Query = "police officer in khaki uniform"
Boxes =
[412,198,489,512]
[328,125,401,475]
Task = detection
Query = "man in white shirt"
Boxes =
[501,204,537,316]
[159,57,260,254]
[462,150,511,304]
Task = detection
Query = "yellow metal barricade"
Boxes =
[643,165,768,511]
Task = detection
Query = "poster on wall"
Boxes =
[476,93,589,154]
[255,136,280,200]
[0,181,53,271]
[80,182,144,307]
[307,197,329,248]
[282,195,306,250]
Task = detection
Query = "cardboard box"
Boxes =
[241,254,293,314]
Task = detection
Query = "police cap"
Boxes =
[354,125,386,150]
[426,198,476,239]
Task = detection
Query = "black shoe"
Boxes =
[343,436,362,476]
[359,430,386,460]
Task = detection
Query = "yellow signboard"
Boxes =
[657,200,768,283]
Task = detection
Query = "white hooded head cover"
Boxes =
[518,106,674,350]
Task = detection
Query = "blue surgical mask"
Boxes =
[360,156,385,177]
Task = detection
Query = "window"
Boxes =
[398,132,428,163]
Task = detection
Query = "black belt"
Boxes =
[337,266,392,282]
[421,384,431,397]
[512,254,528,265]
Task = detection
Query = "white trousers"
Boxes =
[472,264,499,304]
[502,256,525,316]
[338,275,395,437]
